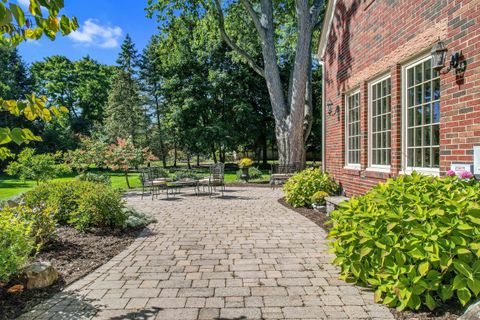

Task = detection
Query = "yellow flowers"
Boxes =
[239,157,253,168]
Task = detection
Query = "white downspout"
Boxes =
[319,59,326,172]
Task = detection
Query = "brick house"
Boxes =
[317,0,480,196]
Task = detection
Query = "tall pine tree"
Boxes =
[104,35,148,146]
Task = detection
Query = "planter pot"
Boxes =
[240,167,250,182]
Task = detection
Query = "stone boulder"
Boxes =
[459,300,480,320]
[26,262,58,290]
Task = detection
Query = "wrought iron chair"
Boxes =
[270,162,302,189]
[198,163,225,197]
[140,167,171,199]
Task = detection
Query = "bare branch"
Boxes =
[212,0,265,77]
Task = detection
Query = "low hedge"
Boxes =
[283,168,338,207]
[23,181,126,231]
[329,172,480,311]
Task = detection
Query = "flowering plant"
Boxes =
[239,157,253,168]
[446,169,474,180]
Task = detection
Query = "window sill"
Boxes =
[400,168,440,177]
[343,165,362,176]
[365,166,391,173]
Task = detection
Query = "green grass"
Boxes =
[0,171,142,201]
[0,168,271,201]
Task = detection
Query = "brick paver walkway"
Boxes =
[19,187,393,320]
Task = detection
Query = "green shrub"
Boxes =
[13,205,56,248]
[236,167,263,181]
[77,172,111,185]
[311,191,329,206]
[23,181,126,231]
[283,168,338,207]
[329,172,480,311]
[0,208,35,284]
[123,208,157,229]
[175,170,198,180]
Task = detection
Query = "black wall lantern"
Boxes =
[431,39,467,74]
[327,101,339,116]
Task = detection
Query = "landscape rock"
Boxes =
[459,300,480,320]
[26,262,58,290]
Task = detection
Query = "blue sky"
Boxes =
[18,0,159,65]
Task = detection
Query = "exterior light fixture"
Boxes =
[327,101,334,115]
[431,39,467,74]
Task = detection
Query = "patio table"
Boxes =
[166,178,199,198]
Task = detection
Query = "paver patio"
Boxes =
[19,187,393,320]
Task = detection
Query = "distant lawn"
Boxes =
[0,171,142,201]
[0,168,269,201]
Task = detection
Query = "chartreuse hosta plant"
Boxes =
[328,172,480,311]
[0,0,77,159]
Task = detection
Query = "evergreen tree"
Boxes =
[139,35,168,167]
[104,35,148,146]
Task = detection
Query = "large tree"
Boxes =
[139,36,168,167]
[104,35,147,146]
[147,0,325,165]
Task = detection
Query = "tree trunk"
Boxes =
[187,153,191,169]
[124,170,131,189]
[215,0,323,167]
[197,154,200,167]
[173,142,177,167]
[212,147,217,163]
[262,137,268,165]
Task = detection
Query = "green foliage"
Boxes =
[328,173,480,311]
[0,207,35,284]
[175,170,198,180]
[5,147,71,184]
[311,191,329,206]
[10,205,56,248]
[283,168,338,208]
[23,181,126,231]
[123,208,156,229]
[236,167,263,180]
[104,137,157,188]
[0,0,78,47]
[76,172,111,185]
[64,135,108,172]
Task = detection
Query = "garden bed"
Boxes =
[278,197,462,320]
[0,226,144,320]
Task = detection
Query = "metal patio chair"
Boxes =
[198,163,225,197]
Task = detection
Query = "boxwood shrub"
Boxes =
[283,168,338,207]
[23,181,126,231]
[328,172,480,311]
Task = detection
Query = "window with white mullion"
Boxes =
[405,57,440,169]
[370,77,391,167]
[346,91,361,166]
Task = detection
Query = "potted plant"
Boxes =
[239,157,253,182]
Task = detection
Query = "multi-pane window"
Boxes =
[346,91,361,165]
[370,77,391,166]
[406,57,440,169]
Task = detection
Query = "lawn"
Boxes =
[0,172,142,201]
[0,168,270,201]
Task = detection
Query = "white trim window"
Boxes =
[368,76,391,169]
[345,90,361,167]
[403,55,441,174]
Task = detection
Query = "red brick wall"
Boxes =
[321,0,480,196]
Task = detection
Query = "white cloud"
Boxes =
[17,0,30,7]
[69,19,122,49]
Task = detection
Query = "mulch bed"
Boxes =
[0,226,145,320]
[278,197,463,320]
